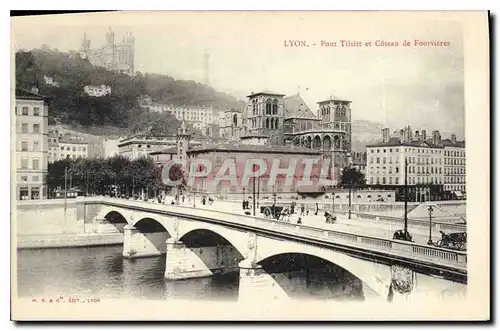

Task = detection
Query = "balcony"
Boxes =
[284,122,348,134]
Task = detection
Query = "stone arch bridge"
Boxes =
[78,197,467,302]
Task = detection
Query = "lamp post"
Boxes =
[273,185,277,208]
[64,167,68,210]
[331,187,335,215]
[427,205,434,245]
[242,187,246,210]
[347,152,353,220]
[331,150,335,216]
[257,173,260,210]
[252,165,256,216]
[404,157,409,234]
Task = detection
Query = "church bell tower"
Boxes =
[176,117,191,159]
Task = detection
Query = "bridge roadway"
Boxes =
[97,197,467,278]
[161,198,462,246]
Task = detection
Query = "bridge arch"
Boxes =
[255,243,391,299]
[101,211,128,232]
[177,225,248,256]
[173,227,247,278]
[134,217,170,235]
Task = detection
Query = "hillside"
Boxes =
[15,48,244,136]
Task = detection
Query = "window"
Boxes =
[376,157,380,164]
[33,141,39,151]
[32,158,39,170]
[22,107,28,115]
[32,176,39,182]
[21,141,28,151]
[72,147,76,151]
[21,123,28,133]
[21,176,28,182]
[33,124,40,133]
[21,158,28,169]
[33,107,40,116]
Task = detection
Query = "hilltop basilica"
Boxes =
[80,28,135,76]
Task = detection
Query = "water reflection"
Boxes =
[17,246,367,302]
[17,246,239,301]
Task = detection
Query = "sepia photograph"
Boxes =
[9,10,490,321]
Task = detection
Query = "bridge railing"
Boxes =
[91,197,467,272]
[352,212,467,233]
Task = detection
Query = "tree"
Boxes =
[166,163,187,196]
[338,167,366,188]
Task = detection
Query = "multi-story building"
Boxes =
[187,143,325,199]
[47,128,89,162]
[442,134,466,199]
[57,137,89,160]
[118,129,205,160]
[83,85,112,97]
[103,138,120,158]
[352,151,367,176]
[366,127,447,202]
[138,99,224,135]
[242,90,286,144]
[15,87,49,200]
[80,28,135,75]
[43,75,59,87]
[218,108,244,140]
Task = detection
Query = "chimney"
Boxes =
[382,128,390,143]
[415,130,420,141]
[422,129,427,142]
[451,134,457,143]
[31,85,39,94]
[432,130,441,146]
[403,126,412,143]
[399,129,405,143]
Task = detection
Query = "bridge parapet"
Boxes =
[82,197,467,275]
[353,212,467,233]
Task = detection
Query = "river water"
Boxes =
[17,245,368,302]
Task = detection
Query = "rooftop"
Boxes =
[15,88,48,101]
[247,90,286,98]
[59,137,88,144]
[283,94,319,120]
[366,137,444,149]
[317,93,351,104]
[441,139,466,148]
[149,147,178,155]
[188,142,322,155]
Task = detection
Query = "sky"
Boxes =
[11,11,465,138]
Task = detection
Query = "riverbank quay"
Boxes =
[16,232,123,250]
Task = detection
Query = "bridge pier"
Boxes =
[164,238,241,280]
[237,259,289,302]
[122,224,167,259]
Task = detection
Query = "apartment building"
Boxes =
[15,87,49,200]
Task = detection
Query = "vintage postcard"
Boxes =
[10,11,490,321]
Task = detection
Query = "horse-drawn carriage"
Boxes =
[261,205,284,220]
[324,211,337,224]
[434,231,467,251]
